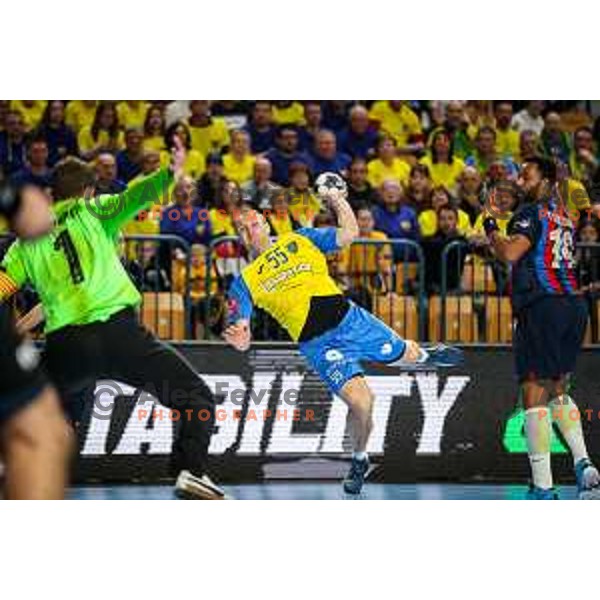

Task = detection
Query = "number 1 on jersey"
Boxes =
[54,230,85,284]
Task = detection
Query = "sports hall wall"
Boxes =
[74,343,600,484]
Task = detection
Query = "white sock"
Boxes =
[353,451,368,461]
[549,395,589,465]
[525,407,553,489]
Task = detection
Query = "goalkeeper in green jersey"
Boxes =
[0,181,72,499]
[0,138,223,500]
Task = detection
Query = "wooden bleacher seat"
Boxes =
[141,292,185,340]
[394,263,419,293]
[484,296,513,342]
[374,293,419,340]
[461,261,496,293]
[429,295,478,342]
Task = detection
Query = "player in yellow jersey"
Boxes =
[224,173,462,495]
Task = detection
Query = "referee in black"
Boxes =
[484,158,600,500]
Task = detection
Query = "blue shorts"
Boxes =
[514,295,587,382]
[299,303,406,394]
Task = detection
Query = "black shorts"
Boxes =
[44,307,215,476]
[514,295,588,382]
[0,305,47,423]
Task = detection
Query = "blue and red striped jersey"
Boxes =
[507,200,578,311]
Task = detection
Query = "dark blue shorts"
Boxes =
[0,306,47,423]
[514,295,587,382]
[299,303,406,394]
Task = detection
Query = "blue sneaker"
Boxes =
[421,344,464,368]
[575,458,600,500]
[343,456,370,495]
[526,485,559,500]
[399,344,464,370]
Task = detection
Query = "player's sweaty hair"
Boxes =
[53,157,96,201]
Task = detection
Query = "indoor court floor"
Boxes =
[68,483,579,500]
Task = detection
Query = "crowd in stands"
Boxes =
[1,100,600,340]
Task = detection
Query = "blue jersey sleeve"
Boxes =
[507,204,541,246]
[296,227,340,254]
[228,275,254,323]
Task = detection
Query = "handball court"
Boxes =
[68,483,580,500]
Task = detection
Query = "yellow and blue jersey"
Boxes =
[229,227,344,342]
[228,226,408,393]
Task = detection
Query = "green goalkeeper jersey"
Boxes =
[0,168,173,334]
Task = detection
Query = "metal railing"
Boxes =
[329,238,426,341]
[436,240,600,344]
[121,234,193,340]
[3,229,599,345]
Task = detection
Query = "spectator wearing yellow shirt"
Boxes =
[419,186,471,238]
[493,101,520,160]
[287,161,321,226]
[419,129,465,192]
[367,135,410,188]
[368,101,423,153]
[456,165,484,226]
[210,181,243,241]
[222,130,255,186]
[64,100,97,133]
[265,189,302,237]
[117,100,149,129]
[78,101,124,160]
[405,164,432,213]
[569,126,597,187]
[165,121,205,179]
[188,101,230,156]
[272,101,305,126]
[10,101,47,131]
[143,105,167,152]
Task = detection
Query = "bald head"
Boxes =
[254,156,272,182]
[96,153,117,182]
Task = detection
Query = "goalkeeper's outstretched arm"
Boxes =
[93,136,186,237]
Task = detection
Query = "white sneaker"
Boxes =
[576,459,600,500]
[175,470,226,500]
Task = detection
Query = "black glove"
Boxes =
[483,216,499,237]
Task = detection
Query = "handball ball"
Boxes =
[315,172,347,199]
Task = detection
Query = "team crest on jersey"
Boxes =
[515,218,531,229]
[286,241,298,254]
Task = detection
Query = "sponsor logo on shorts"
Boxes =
[325,349,344,362]
[380,342,393,356]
